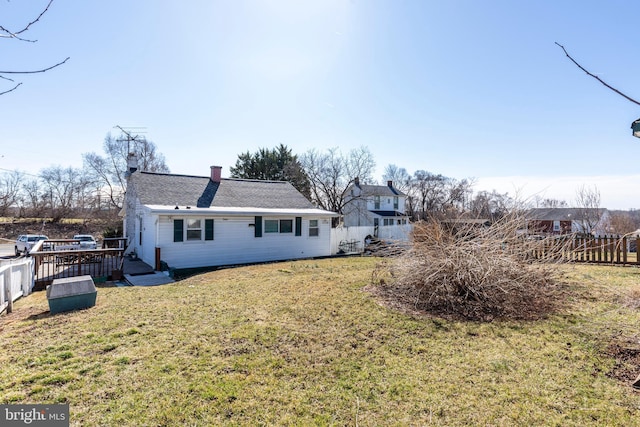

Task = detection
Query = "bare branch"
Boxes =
[0,0,54,42]
[0,56,70,75]
[555,42,640,107]
[0,82,22,96]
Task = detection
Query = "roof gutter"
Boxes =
[146,205,338,217]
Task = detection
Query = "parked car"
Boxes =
[73,234,98,250]
[14,234,48,256]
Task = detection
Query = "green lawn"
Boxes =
[1,258,639,426]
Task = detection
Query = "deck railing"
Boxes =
[30,239,124,291]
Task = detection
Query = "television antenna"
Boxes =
[114,125,147,154]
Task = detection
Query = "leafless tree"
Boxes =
[0,170,23,216]
[383,164,415,216]
[410,171,472,219]
[532,196,568,208]
[299,146,376,215]
[1,0,69,95]
[83,132,170,210]
[40,166,93,222]
[468,190,513,221]
[20,178,47,217]
[609,211,637,235]
[382,164,412,193]
[574,184,604,235]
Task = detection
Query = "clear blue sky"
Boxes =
[2,0,640,209]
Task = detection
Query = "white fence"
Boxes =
[0,258,34,315]
[330,224,413,254]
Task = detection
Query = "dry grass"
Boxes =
[1,258,639,426]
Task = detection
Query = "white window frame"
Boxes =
[264,218,294,234]
[279,219,293,234]
[265,219,279,233]
[186,218,203,241]
[309,219,319,237]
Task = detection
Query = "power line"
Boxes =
[0,167,41,178]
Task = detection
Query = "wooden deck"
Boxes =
[31,248,125,291]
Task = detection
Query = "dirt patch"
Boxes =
[0,305,50,327]
[604,339,640,387]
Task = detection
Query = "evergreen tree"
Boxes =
[230,144,311,199]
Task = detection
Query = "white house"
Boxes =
[123,165,337,270]
[342,178,411,239]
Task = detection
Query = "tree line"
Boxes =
[0,132,168,222]
[2,136,639,234]
[231,144,518,221]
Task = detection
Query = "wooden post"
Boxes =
[155,247,161,271]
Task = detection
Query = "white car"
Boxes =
[73,235,98,249]
[15,234,48,256]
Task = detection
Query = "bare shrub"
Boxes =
[385,213,568,321]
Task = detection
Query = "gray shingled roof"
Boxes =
[353,184,406,197]
[130,172,316,209]
[526,208,606,221]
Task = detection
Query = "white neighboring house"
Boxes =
[341,178,411,240]
[123,165,337,270]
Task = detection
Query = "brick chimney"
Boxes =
[387,180,393,187]
[354,177,360,187]
[210,166,222,183]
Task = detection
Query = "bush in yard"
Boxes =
[378,213,568,321]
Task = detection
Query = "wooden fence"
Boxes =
[531,235,640,266]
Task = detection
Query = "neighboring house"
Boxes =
[123,165,337,270]
[342,178,410,238]
[525,207,611,236]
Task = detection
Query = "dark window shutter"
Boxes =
[254,216,262,237]
[205,219,214,240]
[173,219,184,242]
[295,217,302,236]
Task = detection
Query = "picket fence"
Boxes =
[531,235,640,266]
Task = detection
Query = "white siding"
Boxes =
[155,215,332,269]
[138,209,159,267]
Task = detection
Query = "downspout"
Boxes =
[155,216,160,271]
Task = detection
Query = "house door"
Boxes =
[373,218,379,238]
